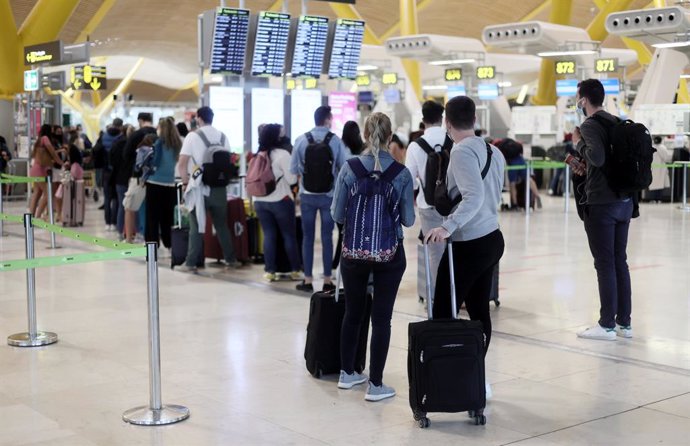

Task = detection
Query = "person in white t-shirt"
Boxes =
[405,100,448,294]
[176,106,240,272]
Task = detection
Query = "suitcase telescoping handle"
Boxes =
[175,182,183,229]
[424,240,458,321]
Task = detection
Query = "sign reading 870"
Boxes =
[555,61,576,75]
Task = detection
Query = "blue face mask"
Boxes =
[576,98,588,117]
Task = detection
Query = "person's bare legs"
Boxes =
[29,183,44,215]
[125,209,137,242]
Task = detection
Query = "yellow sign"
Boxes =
[356,75,370,87]
[70,65,107,91]
[304,78,318,89]
[24,41,62,66]
[476,66,495,80]
[595,58,618,73]
[382,73,398,85]
[555,60,576,75]
[286,79,297,90]
[445,68,462,82]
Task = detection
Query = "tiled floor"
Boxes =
[0,195,689,445]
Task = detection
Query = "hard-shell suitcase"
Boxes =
[408,242,487,429]
[304,270,371,378]
[62,180,85,227]
[204,196,250,263]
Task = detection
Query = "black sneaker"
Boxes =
[296,281,314,293]
[322,283,336,293]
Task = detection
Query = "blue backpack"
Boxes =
[342,158,405,263]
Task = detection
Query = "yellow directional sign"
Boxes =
[70,65,107,91]
[286,79,297,90]
[555,60,576,75]
[382,73,398,85]
[476,66,495,80]
[445,68,462,82]
[356,74,370,86]
[304,78,318,89]
[24,41,62,66]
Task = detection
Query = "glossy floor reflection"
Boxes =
[0,196,689,445]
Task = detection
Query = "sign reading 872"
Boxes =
[555,61,576,75]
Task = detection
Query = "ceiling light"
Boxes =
[537,50,598,57]
[422,85,448,91]
[498,81,513,88]
[428,59,476,66]
[652,41,690,49]
[357,64,378,71]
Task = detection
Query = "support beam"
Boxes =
[18,0,81,45]
[92,91,102,107]
[678,79,689,104]
[329,3,381,45]
[167,79,200,103]
[0,0,20,96]
[95,58,144,118]
[532,0,572,106]
[399,0,422,101]
[381,0,434,42]
[592,0,653,66]
[652,0,666,7]
[520,0,551,22]
[268,0,283,12]
[74,0,116,43]
[586,0,634,42]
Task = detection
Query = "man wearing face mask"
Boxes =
[571,79,635,342]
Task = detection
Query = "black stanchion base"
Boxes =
[122,405,190,426]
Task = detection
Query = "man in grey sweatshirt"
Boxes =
[425,96,506,357]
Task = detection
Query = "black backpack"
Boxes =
[196,130,233,187]
[303,132,334,193]
[415,135,454,206]
[434,142,493,217]
[591,115,655,193]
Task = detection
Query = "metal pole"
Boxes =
[525,162,531,217]
[424,243,433,320]
[564,164,570,214]
[0,178,4,236]
[123,243,190,425]
[302,0,307,15]
[197,14,205,108]
[282,0,289,13]
[26,160,32,208]
[671,165,675,204]
[446,240,458,319]
[681,162,690,212]
[46,174,57,249]
[7,214,58,347]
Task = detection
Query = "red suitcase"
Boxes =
[204,197,250,263]
[62,180,85,227]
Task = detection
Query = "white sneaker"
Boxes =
[485,382,493,400]
[577,324,617,341]
[104,224,112,232]
[616,325,633,338]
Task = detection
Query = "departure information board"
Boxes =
[291,15,329,77]
[210,7,250,74]
[251,11,291,76]
[327,19,365,79]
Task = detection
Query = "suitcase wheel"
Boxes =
[314,368,323,379]
[413,410,430,429]
[418,296,424,303]
[474,415,486,426]
[493,299,501,307]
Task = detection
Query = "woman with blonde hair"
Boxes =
[144,117,182,248]
[330,112,415,402]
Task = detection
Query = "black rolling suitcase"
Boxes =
[408,242,487,428]
[171,183,203,269]
[304,271,371,378]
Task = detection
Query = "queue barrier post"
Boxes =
[563,164,571,214]
[46,175,58,249]
[671,164,675,205]
[0,178,4,236]
[525,162,531,219]
[123,242,190,426]
[680,162,690,212]
[7,213,58,347]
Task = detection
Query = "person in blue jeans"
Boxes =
[573,79,636,341]
[290,106,346,293]
[331,112,415,401]
[252,124,302,282]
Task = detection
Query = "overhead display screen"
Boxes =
[251,11,291,77]
[251,88,284,152]
[210,7,250,74]
[291,15,329,78]
[291,89,323,142]
[209,86,245,153]
[327,19,365,79]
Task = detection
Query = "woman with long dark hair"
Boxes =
[341,121,364,158]
[144,117,181,248]
[250,123,300,282]
[29,124,63,219]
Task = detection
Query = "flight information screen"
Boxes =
[251,11,291,77]
[290,15,329,78]
[210,7,250,74]
[327,19,365,79]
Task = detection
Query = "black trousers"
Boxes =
[144,183,177,248]
[340,245,406,387]
[433,230,505,352]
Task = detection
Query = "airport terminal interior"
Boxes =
[1,0,690,445]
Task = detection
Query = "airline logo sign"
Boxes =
[70,65,107,91]
[24,41,62,66]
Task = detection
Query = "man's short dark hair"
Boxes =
[137,112,153,123]
[445,96,475,131]
[577,79,605,107]
[197,106,214,125]
[421,100,444,125]
[112,118,123,128]
[314,106,332,127]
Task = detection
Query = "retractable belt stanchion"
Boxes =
[123,242,190,426]
[45,174,57,249]
[671,165,676,205]
[7,214,58,347]
[525,162,531,218]
[563,164,570,214]
[0,179,4,236]
[679,161,690,212]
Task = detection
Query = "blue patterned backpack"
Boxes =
[342,157,405,263]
